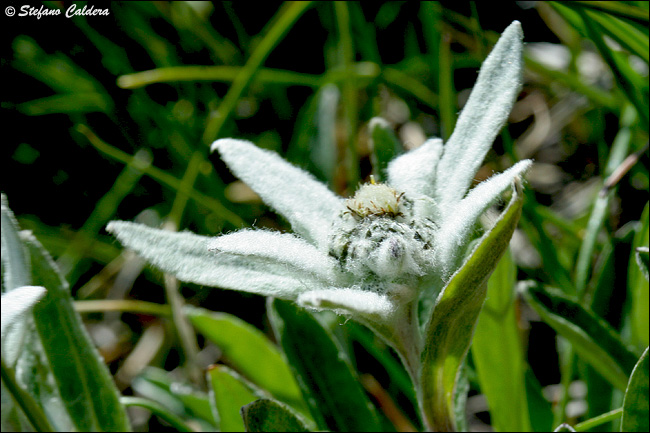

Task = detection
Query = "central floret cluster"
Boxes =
[329,180,437,283]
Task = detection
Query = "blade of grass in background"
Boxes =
[202,1,314,144]
[520,282,638,391]
[472,249,532,432]
[621,348,649,432]
[628,203,650,350]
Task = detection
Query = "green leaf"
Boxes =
[369,117,401,181]
[185,306,307,415]
[268,299,382,432]
[635,247,649,282]
[312,83,339,184]
[23,231,131,431]
[621,347,649,432]
[133,367,215,426]
[207,365,259,432]
[629,203,649,349]
[525,369,554,433]
[1,195,31,292]
[520,282,638,390]
[420,179,524,431]
[241,399,311,432]
[472,249,532,432]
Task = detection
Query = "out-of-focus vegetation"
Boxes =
[2,2,648,431]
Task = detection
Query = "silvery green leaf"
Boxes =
[107,221,325,299]
[436,160,531,274]
[297,288,395,318]
[635,246,649,282]
[435,21,524,214]
[387,138,443,199]
[1,285,45,342]
[1,194,34,366]
[207,229,340,283]
[1,194,31,291]
[211,138,345,248]
[420,177,524,431]
[369,117,401,180]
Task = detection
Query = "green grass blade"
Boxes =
[520,282,638,390]
[577,8,649,130]
[472,249,532,432]
[369,117,401,181]
[269,299,382,432]
[202,1,314,144]
[574,108,634,295]
[621,347,649,432]
[525,369,554,432]
[117,66,321,89]
[628,202,650,349]
[564,1,650,25]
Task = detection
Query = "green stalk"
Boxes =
[202,1,313,144]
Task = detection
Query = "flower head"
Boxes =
[107,21,530,333]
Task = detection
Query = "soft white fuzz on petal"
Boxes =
[1,285,46,341]
[297,288,395,318]
[435,160,531,274]
[107,221,324,299]
[208,229,340,283]
[435,21,524,214]
[211,138,345,248]
[387,138,443,198]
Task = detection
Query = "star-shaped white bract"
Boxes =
[107,21,530,328]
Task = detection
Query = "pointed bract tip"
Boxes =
[210,138,251,155]
[503,20,523,39]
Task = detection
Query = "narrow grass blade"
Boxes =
[369,117,401,181]
[472,249,532,432]
[621,347,649,432]
[520,282,638,390]
[629,203,649,349]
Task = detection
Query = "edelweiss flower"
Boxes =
[107,21,530,350]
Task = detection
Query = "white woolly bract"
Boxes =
[208,229,339,283]
[211,138,345,248]
[435,21,524,217]
[297,288,395,318]
[1,285,46,341]
[387,138,443,200]
[435,160,531,274]
[106,221,326,299]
